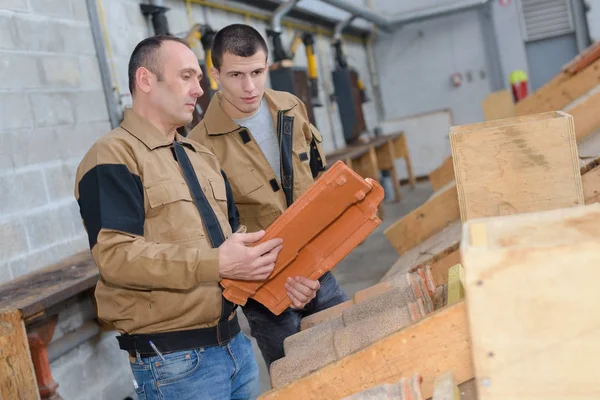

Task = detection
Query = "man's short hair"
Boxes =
[211,24,269,70]
[128,35,189,94]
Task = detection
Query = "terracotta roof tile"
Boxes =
[299,300,353,331]
[334,305,420,358]
[284,316,343,357]
[270,337,337,389]
[221,161,384,314]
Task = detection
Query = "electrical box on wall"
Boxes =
[270,67,317,126]
[332,68,367,145]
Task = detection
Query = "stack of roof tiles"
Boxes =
[270,266,439,388]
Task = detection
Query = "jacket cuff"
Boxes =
[196,248,221,282]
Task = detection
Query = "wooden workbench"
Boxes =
[326,132,416,204]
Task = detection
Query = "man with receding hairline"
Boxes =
[189,24,349,371]
[74,35,308,399]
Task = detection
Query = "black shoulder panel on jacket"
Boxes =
[77,164,144,248]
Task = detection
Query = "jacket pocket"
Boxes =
[146,181,192,208]
[145,181,205,242]
[228,168,264,197]
[209,179,227,201]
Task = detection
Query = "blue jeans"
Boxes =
[130,332,259,400]
[242,271,348,368]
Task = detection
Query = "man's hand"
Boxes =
[285,276,320,308]
[218,231,283,281]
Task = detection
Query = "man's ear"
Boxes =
[136,67,153,94]
[210,66,220,86]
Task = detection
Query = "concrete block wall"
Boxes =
[0,0,110,284]
[0,2,135,399]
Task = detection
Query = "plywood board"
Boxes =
[259,301,473,400]
[0,310,40,400]
[450,111,584,222]
[481,90,515,121]
[566,90,600,141]
[384,184,459,255]
[461,204,600,399]
[429,157,455,192]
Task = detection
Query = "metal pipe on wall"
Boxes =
[271,0,301,33]
[86,0,121,128]
[333,15,356,42]
[320,0,490,31]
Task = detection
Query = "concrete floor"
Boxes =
[237,181,434,395]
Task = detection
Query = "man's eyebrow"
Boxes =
[180,67,202,77]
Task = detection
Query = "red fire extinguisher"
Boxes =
[509,70,528,102]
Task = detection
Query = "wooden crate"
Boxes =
[461,204,600,399]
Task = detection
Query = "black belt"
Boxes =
[118,313,240,357]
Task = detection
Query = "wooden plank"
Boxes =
[429,250,461,287]
[382,222,461,281]
[567,90,600,141]
[462,204,600,399]
[0,310,40,400]
[0,251,97,321]
[450,111,583,222]
[259,301,473,400]
[514,73,568,116]
[350,145,377,181]
[384,184,459,255]
[515,57,600,116]
[429,157,455,192]
[563,41,600,74]
[392,133,408,158]
[375,140,394,170]
[481,90,514,121]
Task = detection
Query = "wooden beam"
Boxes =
[450,111,583,222]
[515,57,600,116]
[462,204,600,399]
[481,90,515,121]
[566,90,600,141]
[384,184,459,255]
[429,250,461,286]
[259,301,473,400]
[0,310,40,400]
[429,157,455,192]
[393,134,416,188]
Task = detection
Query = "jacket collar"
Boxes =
[120,108,200,152]
[204,89,298,136]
